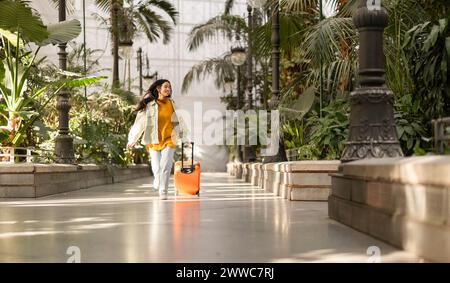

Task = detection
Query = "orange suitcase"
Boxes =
[174,142,201,197]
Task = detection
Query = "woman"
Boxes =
[127,79,181,200]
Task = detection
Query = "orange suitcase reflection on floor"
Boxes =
[172,200,200,258]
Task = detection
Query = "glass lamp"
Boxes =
[230,46,246,66]
[119,40,133,59]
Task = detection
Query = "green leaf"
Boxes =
[16,110,38,120]
[0,28,24,47]
[423,25,440,52]
[279,86,316,121]
[407,138,413,150]
[414,142,426,156]
[0,60,4,83]
[446,37,450,60]
[404,126,414,136]
[397,126,405,138]
[63,76,106,88]
[38,19,82,46]
[438,18,448,34]
[0,0,49,43]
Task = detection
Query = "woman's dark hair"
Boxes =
[134,79,171,112]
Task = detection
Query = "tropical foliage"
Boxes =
[184,0,449,160]
[0,0,105,149]
[33,44,140,166]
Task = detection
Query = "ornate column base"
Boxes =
[55,134,75,164]
[341,87,403,162]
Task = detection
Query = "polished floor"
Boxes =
[0,173,421,262]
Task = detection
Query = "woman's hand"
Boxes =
[126,143,135,150]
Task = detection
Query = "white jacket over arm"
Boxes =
[127,110,146,146]
[127,97,190,147]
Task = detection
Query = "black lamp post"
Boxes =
[137,47,143,96]
[119,11,133,91]
[243,4,257,163]
[230,22,247,163]
[143,54,156,89]
[262,0,287,163]
[341,0,403,162]
[55,0,75,164]
[111,0,120,88]
[245,5,254,111]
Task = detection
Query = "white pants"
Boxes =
[149,146,176,193]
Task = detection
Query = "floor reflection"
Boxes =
[172,200,200,260]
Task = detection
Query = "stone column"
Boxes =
[341,0,403,162]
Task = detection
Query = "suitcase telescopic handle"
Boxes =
[181,142,195,174]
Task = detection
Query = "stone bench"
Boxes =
[0,163,151,198]
[329,156,450,262]
[262,162,286,196]
[281,161,340,201]
[250,163,263,187]
[226,162,234,176]
[242,163,251,183]
[261,161,340,200]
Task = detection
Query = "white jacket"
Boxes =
[127,97,189,147]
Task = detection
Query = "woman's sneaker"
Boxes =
[159,191,168,200]
[152,178,159,191]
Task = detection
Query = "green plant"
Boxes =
[31,41,137,166]
[394,94,431,156]
[305,97,349,160]
[0,22,104,147]
[282,119,305,150]
[69,86,139,166]
[403,18,450,121]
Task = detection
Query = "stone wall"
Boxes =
[0,164,151,198]
[229,161,340,201]
[329,156,450,262]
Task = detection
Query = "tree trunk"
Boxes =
[110,0,120,88]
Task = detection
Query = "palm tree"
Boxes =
[182,54,237,94]
[101,0,178,88]
[182,13,247,93]
[50,0,178,88]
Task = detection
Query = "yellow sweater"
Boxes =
[146,98,176,151]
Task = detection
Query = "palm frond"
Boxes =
[334,0,358,17]
[136,7,172,44]
[253,13,306,57]
[182,55,236,94]
[47,0,75,14]
[224,0,235,15]
[145,0,178,25]
[279,0,319,13]
[187,15,247,52]
[38,19,82,46]
[306,56,357,92]
[384,0,427,37]
[95,0,113,13]
[303,17,356,66]
[0,0,48,43]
